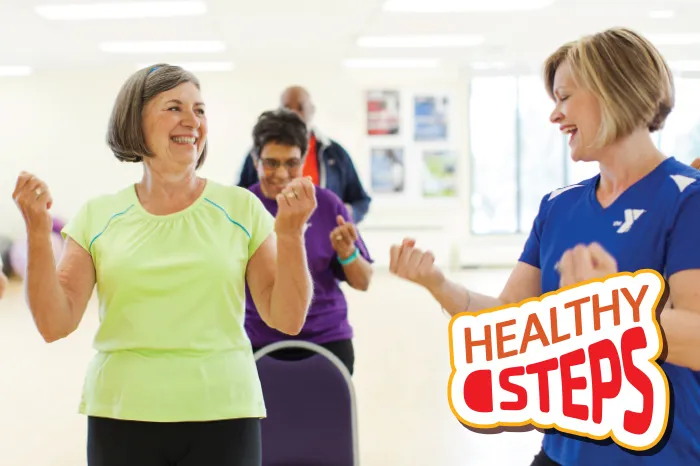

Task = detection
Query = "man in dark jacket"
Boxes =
[237,86,372,223]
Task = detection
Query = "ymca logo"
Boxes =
[613,209,645,233]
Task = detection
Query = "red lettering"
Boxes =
[621,327,654,435]
[463,369,493,413]
[526,358,559,413]
[499,366,527,411]
[588,339,622,424]
[561,348,589,421]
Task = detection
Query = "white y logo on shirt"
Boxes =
[613,209,645,233]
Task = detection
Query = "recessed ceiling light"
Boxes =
[35,1,207,20]
[383,0,555,13]
[343,58,440,69]
[649,10,675,19]
[137,61,234,72]
[100,41,226,54]
[358,34,484,48]
[0,66,32,77]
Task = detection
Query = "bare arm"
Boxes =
[390,238,542,316]
[341,254,373,291]
[26,234,96,342]
[246,232,312,335]
[427,261,542,316]
[0,271,7,299]
[658,269,700,371]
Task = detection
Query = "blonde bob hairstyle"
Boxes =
[106,64,207,169]
[544,27,675,148]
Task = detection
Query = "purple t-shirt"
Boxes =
[244,182,373,347]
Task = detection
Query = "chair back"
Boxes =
[254,341,359,466]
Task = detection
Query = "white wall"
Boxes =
[0,65,527,269]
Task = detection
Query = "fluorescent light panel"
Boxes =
[0,66,32,77]
[100,40,226,53]
[383,0,555,12]
[668,60,700,72]
[358,34,484,48]
[649,10,674,19]
[471,61,508,70]
[647,33,700,45]
[35,1,207,20]
[343,58,440,69]
[137,61,234,72]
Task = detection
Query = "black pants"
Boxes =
[253,338,355,375]
[87,416,261,466]
[530,449,560,466]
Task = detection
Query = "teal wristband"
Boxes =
[338,247,359,265]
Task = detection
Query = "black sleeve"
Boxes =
[236,151,259,188]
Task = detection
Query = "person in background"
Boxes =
[244,108,373,375]
[389,27,700,466]
[691,158,700,169]
[237,86,372,224]
[0,256,7,299]
[12,64,315,466]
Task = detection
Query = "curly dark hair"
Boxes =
[252,109,309,159]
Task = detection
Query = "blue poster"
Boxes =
[414,95,448,141]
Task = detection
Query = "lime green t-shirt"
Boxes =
[61,179,275,422]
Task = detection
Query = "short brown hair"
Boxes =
[107,64,207,169]
[543,27,675,147]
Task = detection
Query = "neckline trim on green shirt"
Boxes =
[128,179,212,222]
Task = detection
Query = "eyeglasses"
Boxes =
[260,158,303,170]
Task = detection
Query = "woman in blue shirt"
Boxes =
[390,27,700,466]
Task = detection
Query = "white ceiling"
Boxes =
[1,0,700,73]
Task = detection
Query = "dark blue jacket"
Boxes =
[236,129,372,223]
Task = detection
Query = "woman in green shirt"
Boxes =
[11,64,316,466]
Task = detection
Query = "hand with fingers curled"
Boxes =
[12,171,54,235]
[330,215,358,261]
[389,238,445,291]
[557,242,618,288]
[274,176,317,237]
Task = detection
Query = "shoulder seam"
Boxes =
[89,204,135,252]
[203,198,252,238]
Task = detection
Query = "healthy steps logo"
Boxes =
[447,270,670,451]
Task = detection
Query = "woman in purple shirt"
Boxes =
[244,109,374,374]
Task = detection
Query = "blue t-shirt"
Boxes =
[519,156,700,465]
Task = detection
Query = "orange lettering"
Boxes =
[520,313,550,354]
[621,286,648,323]
[496,319,518,359]
[550,306,570,344]
[593,290,620,331]
[465,325,492,364]
[565,296,590,336]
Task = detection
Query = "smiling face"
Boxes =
[141,81,207,170]
[256,142,304,198]
[549,61,603,162]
